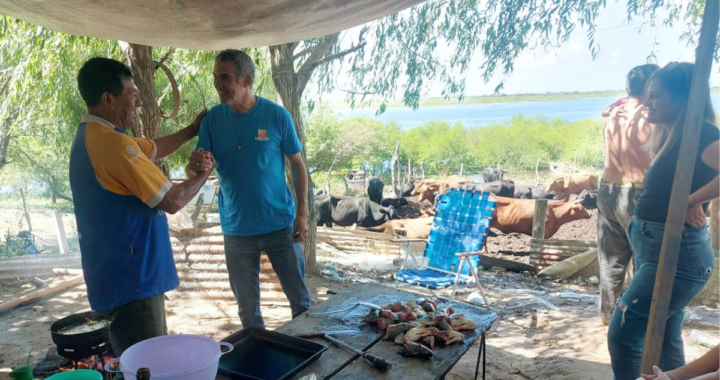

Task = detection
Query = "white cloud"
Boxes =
[611,51,620,58]
[610,59,621,65]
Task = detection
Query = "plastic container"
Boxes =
[11,365,36,380]
[218,327,328,380]
[689,329,720,348]
[104,335,233,380]
[45,370,103,380]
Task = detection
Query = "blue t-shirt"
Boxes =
[635,122,720,223]
[195,97,302,236]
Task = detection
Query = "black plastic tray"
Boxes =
[218,327,328,380]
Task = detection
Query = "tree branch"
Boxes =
[292,43,316,60]
[307,41,367,71]
[17,147,73,202]
[297,33,341,76]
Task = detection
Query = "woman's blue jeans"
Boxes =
[607,217,715,380]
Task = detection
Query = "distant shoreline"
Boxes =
[326,87,720,109]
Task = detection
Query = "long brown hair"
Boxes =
[643,62,717,162]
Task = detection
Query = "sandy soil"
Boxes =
[0,208,717,380]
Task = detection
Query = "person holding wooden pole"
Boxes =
[597,63,659,325]
[607,62,719,380]
[639,345,719,380]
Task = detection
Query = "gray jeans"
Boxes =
[224,227,311,329]
[597,184,643,321]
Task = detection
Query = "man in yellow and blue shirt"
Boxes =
[69,57,214,355]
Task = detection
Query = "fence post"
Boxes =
[54,212,70,254]
[535,158,541,186]
[459,163,464,177]
[532,199,548,240]
[390,141,401,196]
[421,163,426,180]
[574,151,579,172]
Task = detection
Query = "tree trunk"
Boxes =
[270,44,318,274]
[0,127,10,173]
[123,43,170,177]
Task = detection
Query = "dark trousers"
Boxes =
[102,293,167,356]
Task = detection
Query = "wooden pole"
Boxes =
[53,212,70,254]
[390,142,401,196]
[641,0,719,373]
[574,151,579,172]
[535,158,541,186]
[459,163,464,177]
[421,163,426,180]
[532,199,548,240]
[407,157,412,182]
[0,275,84,313]
[19,187,32,232]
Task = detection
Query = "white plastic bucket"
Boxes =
[104,335,233,380]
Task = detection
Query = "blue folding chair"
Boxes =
[393,187,497,306]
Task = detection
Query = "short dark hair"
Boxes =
[77,57,133,107]
[626,64,660,97]
[216,49,255,84]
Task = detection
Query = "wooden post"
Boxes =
[535,158,541,186]
[421,163,426,180]
[459,163,464,177]
[574,151,579,172]
[641,0,719,373]
[19,187,32,232]
[390,142,401,196]
[407,158,412,182]
[532,199,548,240]
[53,212,70,254]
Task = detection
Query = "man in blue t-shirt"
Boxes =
[192,49,311,328]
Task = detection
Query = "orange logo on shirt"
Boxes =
[255,129,269,141]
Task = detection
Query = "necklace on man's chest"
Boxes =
[231,124,244,151]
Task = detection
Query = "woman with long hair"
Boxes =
[607,62,719,380]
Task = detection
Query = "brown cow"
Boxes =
[491,196,592,239]
[545,172,599,201]
[360,217,434,239]
[412,175,474,203]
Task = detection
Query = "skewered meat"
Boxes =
[419,336,435,349]
[406,326,440,342]
[450,315,478,331]
[377,318,393,330]
[398,341,435,360]
[436,330,465,345]
[395,333,406,345]
[390,302,410,312]
[383,322,421,341]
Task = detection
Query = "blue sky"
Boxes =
[321,1,718,100]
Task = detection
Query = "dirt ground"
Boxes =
[0,207,718,380]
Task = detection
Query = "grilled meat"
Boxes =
[398,341,435,360]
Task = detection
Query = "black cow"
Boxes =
[577,189,598,210]
[514,186,559,200]
[401,181,415,197]
[381,197,409,208]
[459,180,515,198]
[483,167,505,183]
[316,194,399,227]
[368,177,384,204]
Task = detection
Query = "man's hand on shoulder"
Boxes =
[190,108,208,136]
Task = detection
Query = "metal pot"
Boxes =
[50,311,112,360]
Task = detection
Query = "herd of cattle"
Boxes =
[315,168,599,241]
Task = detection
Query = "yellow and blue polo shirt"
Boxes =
[69,114,178,311]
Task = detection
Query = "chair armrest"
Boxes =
[391,238,427,243]
[455,251,482,257]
